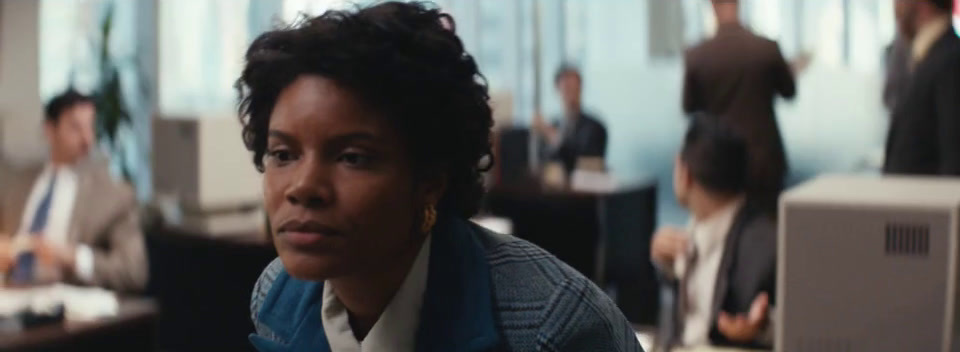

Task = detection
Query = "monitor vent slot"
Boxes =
[885,223,930,256]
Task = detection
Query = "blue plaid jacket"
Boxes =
[249,216,643,352]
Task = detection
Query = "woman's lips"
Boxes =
[279,230,340,248]
[276,219,344,249]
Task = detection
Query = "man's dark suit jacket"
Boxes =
[659,202,777,350]
[549,113,607,173]
[884,29,960,175]
[683,24,796,206]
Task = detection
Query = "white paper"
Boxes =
[0,284,118,322]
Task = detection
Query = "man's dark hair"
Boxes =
[44,89,93,124]
[680,115,748,195]
[554,64,581,86]
[236,2,493,218]
[927,0,954,13]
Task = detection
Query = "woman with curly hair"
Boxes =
[237,2,642,351]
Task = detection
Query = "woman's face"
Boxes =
[264,75,430,281]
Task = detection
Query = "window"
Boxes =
[158,0,251,116]
[282,0,360,22]
[848,0,894,73]
[801,0,845,68]
[40,0,100,99]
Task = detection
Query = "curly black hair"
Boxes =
[236,1,494,218]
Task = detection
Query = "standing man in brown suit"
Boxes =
[682,0,808,212]
[0,90,146,292]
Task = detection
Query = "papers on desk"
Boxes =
[0,284,118,322]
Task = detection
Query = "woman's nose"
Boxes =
[283,158,333,209]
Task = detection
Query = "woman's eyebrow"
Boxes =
[268,130,297,144]
[325,132,380,145]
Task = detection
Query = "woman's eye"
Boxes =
[266,149,298,166]
[338,152,373,167]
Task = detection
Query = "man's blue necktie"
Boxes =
[29,173,57,235]
[10,172,57,284]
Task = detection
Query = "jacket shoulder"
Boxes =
[741,211,776,243]
[685,42,706,63]
[85,164,138,220]
[582,113,607,130]
[736,210,778,266]
[926,35,960,72]
[476,228,642,351]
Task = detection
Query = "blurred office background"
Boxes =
[0,0,955,350]
[1,0,907,225]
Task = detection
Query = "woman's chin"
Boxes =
[279,252,348,281]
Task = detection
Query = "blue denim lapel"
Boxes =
[250,272,331,352]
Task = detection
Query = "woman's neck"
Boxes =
[329,234,427,340]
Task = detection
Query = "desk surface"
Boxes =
[636,328,768,352]
[490,176,656,198]
[673,347,768,352]
[0,298,157,351]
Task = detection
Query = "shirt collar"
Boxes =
[43,163,77,177]
[321,233,432,352]
[911,15,952,65]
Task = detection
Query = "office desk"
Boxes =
[486,178,659,324]
[0,298,157,352]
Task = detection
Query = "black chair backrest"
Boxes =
[498,128,531,186]
[145,228,277,352]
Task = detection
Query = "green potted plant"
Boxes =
[83,3,147,185]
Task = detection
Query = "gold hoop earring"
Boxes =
[421,204,437,234]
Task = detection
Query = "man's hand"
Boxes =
[32,238,75,273]
[717,292,770,343]
[790,52,814,75]
[650,226,690,265]
[0,237,12,273]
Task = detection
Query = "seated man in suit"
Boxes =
[651,116,776,349]
[0,90,146,292]
[533,64,608,173]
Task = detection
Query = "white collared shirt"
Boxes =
[16,164,95,282]
[678,199,744,347]
[911,15,953,67]
[321,234,432,352]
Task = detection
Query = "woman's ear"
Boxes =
[418,171,448,207]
